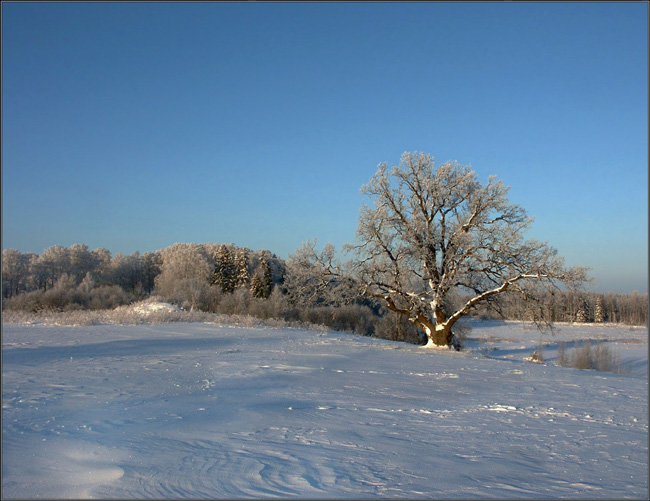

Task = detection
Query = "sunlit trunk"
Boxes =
[416,303,451,347]
[419,319,454,348]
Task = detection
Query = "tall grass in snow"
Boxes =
[557,341,626,375]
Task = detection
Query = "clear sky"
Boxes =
[2,2,648,294]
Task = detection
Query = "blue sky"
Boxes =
[2,2,647,294]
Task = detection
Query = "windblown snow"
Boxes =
[2,313,647,498]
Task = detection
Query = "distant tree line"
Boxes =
[1,243,281,311]
[454,289,648,327]
[2,243,647,342]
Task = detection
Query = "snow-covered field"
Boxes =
[2,313,648,498]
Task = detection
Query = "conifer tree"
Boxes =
[234,249,251,289]
[262,255,273,298]
[213,245,236,293]
[594,295,605,323]
[575,298,590,323]
[251,253,273,299]
[250,274,264,299]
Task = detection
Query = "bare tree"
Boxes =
[289,152,590,348]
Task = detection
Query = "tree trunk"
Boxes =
[420,321,455,348]
[415,305,459,348]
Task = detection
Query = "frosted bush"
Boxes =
[557,341,626,375]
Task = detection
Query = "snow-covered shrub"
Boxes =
[216,287,253,316]
[294,304,375,337]
[451,320,472,349]
[329,304,375,336]
[88,285,135,310]
[571,343,594,370]
[3,290,47,312]
[373,310,423,344]
[41,287,72,310]
[557,341,625,374]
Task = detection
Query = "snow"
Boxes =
[128,299,183,317]
[2,316,647,498]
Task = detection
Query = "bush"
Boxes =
[3,287,76,312]
[374,310,424,344]
[557,342,569,366]
[331,304,376,336]
[216,287,253,316]
[557,341,626,374]
[3,284,136,312]
[41,287,72,310]
[89,285,135,310]
[154,274,216,312]
[4,290,47,312]
[247,286,291,320]
[291,304,377,337]
[451,320,472,350]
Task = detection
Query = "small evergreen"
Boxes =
[251,253,273,299]
[575,298,590,323]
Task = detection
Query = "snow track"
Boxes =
[2,321,647,498]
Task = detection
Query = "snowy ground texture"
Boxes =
[2,312,648,498]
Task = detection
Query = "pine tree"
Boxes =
[583,298,592,322]
[594,295,605,323]
[234,249,250,289]
[575,298,589,323]
[213,245,236,293]
[250,274,264,299]
[260,255,273,299]
[251,254,273,299]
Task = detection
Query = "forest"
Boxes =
[2,243,647,344]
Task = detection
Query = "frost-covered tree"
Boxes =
[234,249,251,289]
[141,251,162,294]
[250,253,273,299]
[213,245,237,293]
[288,151,590,348]
[155,243,212,310]
[36,245,71,290]
[261,254,273,297]
[68,244,98,284]
[2,249,27,298]
[110,252,146,294]
[249,274,264,299]
[594,295,605,323]
[90,247,112,285]
[77,272,96,296]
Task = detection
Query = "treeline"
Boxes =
[459,289,648,327]
[2,243,420,343]
[1,243,284,311]
[2,244,647,342]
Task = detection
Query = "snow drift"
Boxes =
[127,298,184,317]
